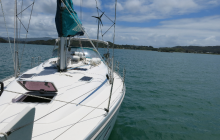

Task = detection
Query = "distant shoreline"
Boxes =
[1,37,220,55]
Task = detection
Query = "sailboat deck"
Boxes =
[0,58,125,139]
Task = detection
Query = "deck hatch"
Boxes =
[79,76,92,81]
[15,92,57,103]
[72,68,87,71]
[20,74,35,79]
[18,81,57,92]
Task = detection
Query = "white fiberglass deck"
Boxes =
[0,54,125,139]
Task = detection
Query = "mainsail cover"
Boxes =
[55,0,84,37]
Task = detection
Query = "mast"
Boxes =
[59,37,67,72]
[14,0,18,78]
[59,0,67,72]
[55,0,85,72]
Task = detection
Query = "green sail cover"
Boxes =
[55,0,84,37]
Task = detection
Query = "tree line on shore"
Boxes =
[158,46,220,54]
[0,37,220,54]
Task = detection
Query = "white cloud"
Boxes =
[160,15,220,30]
[111,0,220,22]
[207,0,219,5]
[205,36,216,41]
[124,0,142,13]
[113,15,220,47]
[1,0,220,48]
[73,0,101,8]
[131,36,139,41]
[107,2,124,11]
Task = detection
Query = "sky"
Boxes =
[0,0,220,47]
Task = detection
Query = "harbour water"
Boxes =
[0,43,220,140]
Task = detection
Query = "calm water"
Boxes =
[0,43,220,140]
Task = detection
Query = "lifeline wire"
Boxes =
[112,0,117,59]
[19,0,24,45]
[3,81,108,135]
[4,84,105,136]
[2,78,123,138]
[19,0,35,69]
[4,89,104,110]
[1,0,120,137]
[32,114,105,138]
[54,81,123,139]
[0,0,15,70]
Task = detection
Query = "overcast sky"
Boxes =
[0,0,220,47]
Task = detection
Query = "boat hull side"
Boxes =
[94,106,120,140]
[85,84,126,140]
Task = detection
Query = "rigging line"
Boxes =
[99,19,104,40]
[17,0,23,64]
[5,80,122,137]
[4,85,105,135]
[95,0,98,8]
[54,95,106,139]
[54,109,98,139]
[16,2,33,16]
[19,0,35,70]
[54,82,123,139]
[77,36,85,58]
[102,23,114,37]
[32,114,105,138]
[97,8,114,23]
[62,0,107,66]
[16,16,28,32]
[80,0,82,22]
[0,0,15,70]
[94,0,99,27]
[99,21,107,53]
[102,83,123,110]
[51,41,57,58]
[95,0,100,50]
[14,0,17,77]
[112,0,117,59]
[5,90,104,110]
[54,78,123,138]
[19,0,24,43]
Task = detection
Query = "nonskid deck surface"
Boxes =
[0,58,125,139]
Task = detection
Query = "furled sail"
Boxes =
[55,0,84,37]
